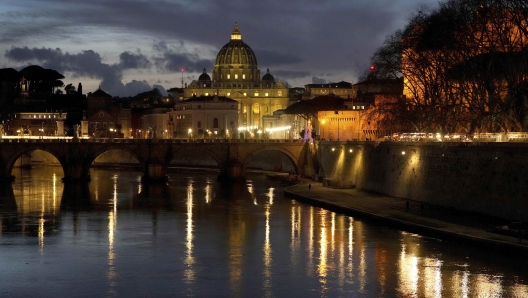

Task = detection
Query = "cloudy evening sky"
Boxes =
[1,0,439,97]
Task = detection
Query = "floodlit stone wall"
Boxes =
[317,141,528,221]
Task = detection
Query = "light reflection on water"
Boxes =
[0,167,527,297]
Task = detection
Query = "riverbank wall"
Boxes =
[316,141,528,221]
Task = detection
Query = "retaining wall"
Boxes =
[317,141,528,221]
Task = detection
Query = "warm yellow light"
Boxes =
[402,151,406,155]
[332,148,335,151]
[349,149,353,153]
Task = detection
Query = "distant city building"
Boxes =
[183,23,289,130]
[303,81,353,100]
[167,87,184,101]
[168,95,238,139]
[8,111,67,137]
[353,78,404,138]
[140,108,171,139]
[86,88,131,138]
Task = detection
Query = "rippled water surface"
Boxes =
[0,166,527,297]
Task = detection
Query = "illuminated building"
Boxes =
[168,95,238,139]
[183,23,289,131]
[86,88,131,138]
[303,81,354,100]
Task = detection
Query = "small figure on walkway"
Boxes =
[406,201,409,212]
[308,183,311,190]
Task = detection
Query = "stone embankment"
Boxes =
[285,180,528,255]
[315,141,528,221]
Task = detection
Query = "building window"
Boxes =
[278,91,282,96]
[243,92,247,96]
[254,92,259,96]
[227,74,230,79]
[227,92,230,96]
[213,118,219,128]
[235,74,238,79]
[265,92,269,96]
[243,74,246,79]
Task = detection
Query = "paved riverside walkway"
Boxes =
[285,180,528,255]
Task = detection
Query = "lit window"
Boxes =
[243,92,247,96]
[254,92,259,96]
[235,74,238,79]
[265,92,269,96]
[227,92,230,96]
[243,74,246,79]
[227,74,231,79]
[278,91,282,96]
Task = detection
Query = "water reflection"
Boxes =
[1,167,527,297]
[185,178,195,283]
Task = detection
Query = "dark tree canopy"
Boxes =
[369,0,528,134]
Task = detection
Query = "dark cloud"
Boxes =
[1,0,440,90]
[273,70,310,79]
[5,46,63,61]
[118,51,151,70]
[4,46,156,96]
[256,49,304,67]
[155,52,213,74]
[312,77,327,84]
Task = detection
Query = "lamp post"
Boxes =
[188,128,192,139]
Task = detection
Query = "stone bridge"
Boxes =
[0,138,313,182]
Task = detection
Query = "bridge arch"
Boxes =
[91,148,142,166]
[169,146,224,172]
[241,146,300,176]
[2,146,63,180]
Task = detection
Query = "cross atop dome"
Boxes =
[231,22,242,41]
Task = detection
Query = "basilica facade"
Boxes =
[183,23,289,131]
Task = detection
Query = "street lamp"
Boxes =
[188,128,192,139]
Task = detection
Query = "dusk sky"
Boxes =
[1,0,439,97]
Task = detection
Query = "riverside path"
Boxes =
[285,180,528,255]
